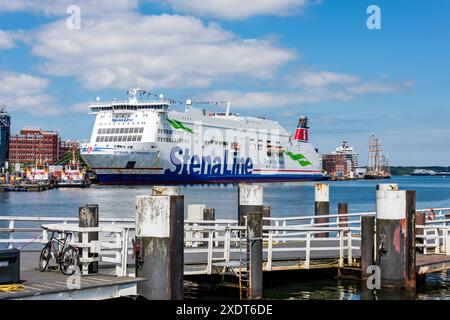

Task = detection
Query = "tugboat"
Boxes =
[58,144,89,188]
[26,163,51,184]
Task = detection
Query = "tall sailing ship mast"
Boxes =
[364,134,391,179]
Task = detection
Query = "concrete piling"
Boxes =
[361,215,375,280]
[314,183,330,238]
[78,204,99,274]
[246,211,263,299]
[376,184,416,289]
[135,186,184,300]
[238,183,263,226]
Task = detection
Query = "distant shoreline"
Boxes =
[390,166,450,176]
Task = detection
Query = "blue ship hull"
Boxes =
[97,173,327,185]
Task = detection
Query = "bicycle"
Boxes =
[39,228,79,275]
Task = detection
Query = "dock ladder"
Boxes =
[238,228,250,299]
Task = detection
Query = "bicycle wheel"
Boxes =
[60,246,79,276]
[39,243,51,272]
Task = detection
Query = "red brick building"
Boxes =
[9,127,64,164]
[322,154,350,178]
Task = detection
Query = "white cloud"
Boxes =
[0,30,15,49]
[164,0,318,20]
[201,78,412,110]
[346,81,413,95]
[0,72,60,115]
[288,70,358,88]
[69,102,91,113]
[27,13,296,90]
[200,89,353,109]
[0,0,138,16]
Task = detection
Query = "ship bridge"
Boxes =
[90,88,170,114]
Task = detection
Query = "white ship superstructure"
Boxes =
[333,140,359,177]
[80,88,325,184]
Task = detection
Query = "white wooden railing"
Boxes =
[1,207,449,276]
[41,223,132,277]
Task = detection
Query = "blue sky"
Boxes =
[0,0,449,166]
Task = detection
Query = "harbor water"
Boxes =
[1,176,449,300]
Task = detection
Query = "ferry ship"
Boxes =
[80,88,325,185]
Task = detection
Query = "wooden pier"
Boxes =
[0,269,144,300]
[0,183,55,192]
[0,183,450,300]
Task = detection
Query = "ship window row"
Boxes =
[10,147,54,150]
[98,127,144,135]
[158,128,173,135]
[96,135,142,143]
[204,140,228,146]
[157,137,189,143]
[93,105,166,112]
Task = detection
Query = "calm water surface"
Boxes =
[1,176,449,300]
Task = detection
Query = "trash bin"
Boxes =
[0,249,20,284]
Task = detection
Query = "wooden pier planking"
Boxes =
[0,269,145,300]
[416,254,450,275]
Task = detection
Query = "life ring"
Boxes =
[428,209,435,221]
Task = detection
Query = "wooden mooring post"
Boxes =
[376,184,416,289]
[78,204,99,274]
[135,186,184,300]
[361,215,375,280]
[262,206,271,226]
[238,183,263,226]
[338,203,348,235]
[247,211,263,299]
[203,207,215,221]
[315,183,329,238]
[203,208,215,247]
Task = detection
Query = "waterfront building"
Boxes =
[332,141,358,175]
[9,127,70,165]
[322,154,350,178]
[321,141,358,179]
[0,108,11,170]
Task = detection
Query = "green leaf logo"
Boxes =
[167,118,193,133]
[284,150,312,167]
